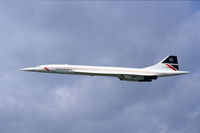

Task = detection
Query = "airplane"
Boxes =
[20,55,189,82]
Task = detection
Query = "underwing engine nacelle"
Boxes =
[118,75,157,82]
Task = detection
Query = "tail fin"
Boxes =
[144,55,179,71]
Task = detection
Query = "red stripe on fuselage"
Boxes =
[44,67,50,71]
[166,64,177,71]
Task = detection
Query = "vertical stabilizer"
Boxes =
[144,55,179,71]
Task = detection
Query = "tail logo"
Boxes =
[169,57,174,62]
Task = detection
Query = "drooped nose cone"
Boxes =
[20,67,39,72]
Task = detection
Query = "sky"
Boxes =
[0,1,200,133]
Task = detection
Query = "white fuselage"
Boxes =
[20,64,189,82]
[21,55,189,82]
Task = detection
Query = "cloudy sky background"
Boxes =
[0,1,200,133]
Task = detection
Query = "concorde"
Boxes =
[20,56,189,82]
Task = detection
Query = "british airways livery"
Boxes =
[20,56,189,82]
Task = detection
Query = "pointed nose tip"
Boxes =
[20,67,36,72]
[20,68,30,71]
